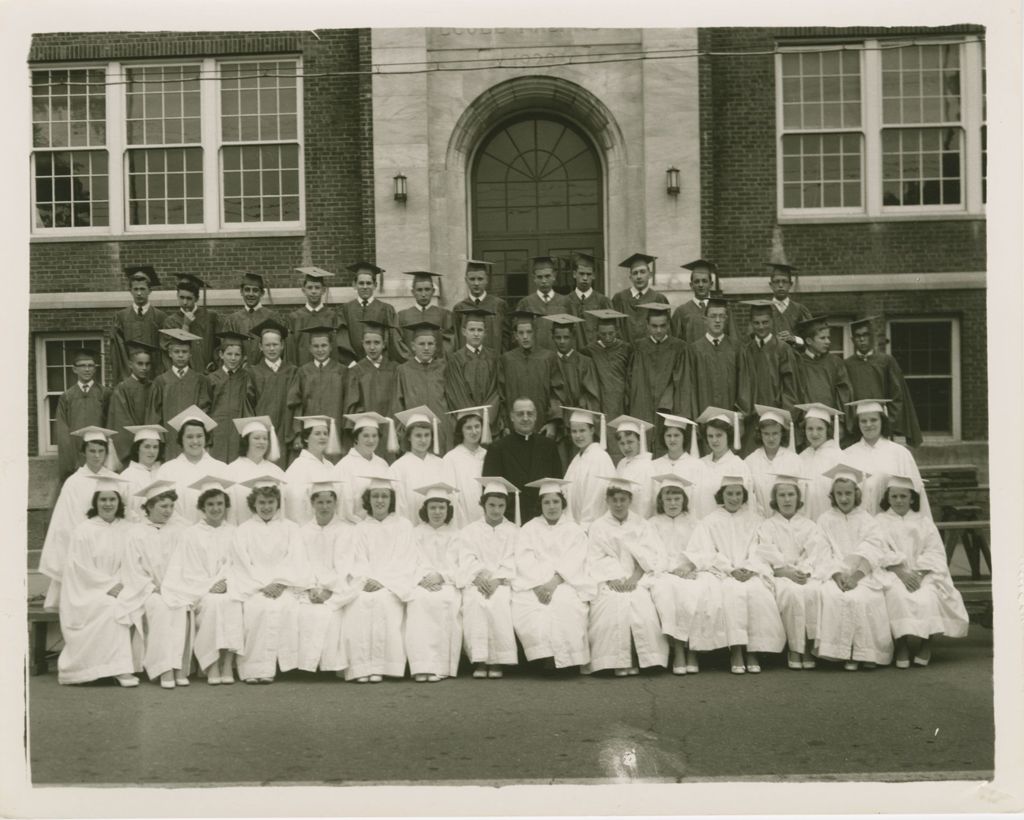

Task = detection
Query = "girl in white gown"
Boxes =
[455,477,521,678]
[652,412,702,486]
[610,415,657,518]
[57,475,146,687]
[562,407,615,529]
[512,482,593,671]
[744,405,802,518]
[391,406,447,525]
[687,474,785,674]
[225,416,286,525]
[584,477,669,676]
[405,483,463,681]
[123,480,190,688]
[442,406,489,530]
[794,403,844,522]
[162,476,243,685]
[334,412,395,522]
[284,415,337,525]
[157,406,229,525]
[692,408,753,520]
[876,475,969,667]
[119,424,167,522]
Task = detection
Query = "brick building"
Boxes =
[27,26,987,474]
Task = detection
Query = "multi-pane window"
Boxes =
[36,336,104,453]
[31,68,109,229]
[777,37,985,217]
[888,318,960,438]
[30,57,303,236]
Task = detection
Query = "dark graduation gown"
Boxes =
[286,304,339,368]
[54,382,111,480]
[670,300,740,344]
[394,357,452,453]
[337,299,408,365]
[498,346,565,427]
[583,339,631,420]
[515,292,574,351]
[565,289,613,348]
[844,352,923,447]
[555,350,601,410]
[736,334,797,454]
[222,305,283,367]
[344,357,399,457]
[162,307,220,374]
[445,346,500,437]
[397,304,456,358]
[111,304,167,384]
[146,368,211,460]
[249,359,301,463]
[790,350,853,442]
[206,366,257,463]
[690,336,740,416]
[452,293,510,353]
[610,288,670,344]
[771,299,813,338]
[107,376,152,463]
[626,337,693,456]
[297,359,348,425]
[481,431,563,524]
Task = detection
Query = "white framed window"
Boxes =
[35,334,105,454]
[827,319,853,359]
[776,36,985,219]
[886,317,961,440]
[30,57,304,237]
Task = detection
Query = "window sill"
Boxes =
[30,229,307,244]
[777,212,986,225]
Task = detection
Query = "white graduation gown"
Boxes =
[648,512,722,648]
[693,452,754,520]
[39,465,120,610]
[161,519,243,671]
[615,453,657,518]
[650,452,703,485]
[754,512,830,650]
[57,517,145,684]
[744,447,803,519]
[225,457,287,525]
[441,444,486,530]
[283,449,333,526]
[229,516,312,680]
[122,519,190,679]
[158,452,230,525]
[297,517,359,672]
[564,443,615,529]
[876,509,969,639]
[391,451,447,525]
[512,514,594,668]
[585,511,669,671]
[797,439,842,523]
[342,514,418,679]
[119,461,163,523]
[332,448,391,522]
[405,522,463,677]
[455,517,519,665]
[687,506,786,653]
[815,507,896,664]
[843,437,932,518]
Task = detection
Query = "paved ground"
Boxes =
[26,626,993,786]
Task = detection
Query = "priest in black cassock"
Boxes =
[344,319,400,458]
[481,397,563,524]
[736,301,797,454]
[445,306,500,440]
[610,253,670,344]
[107,341,156,464]
[162,273,219,374]
[498,310,566,432]
[111,265,167,385]
[452,259,510,353]
[222,272,283,367]
[286,266,339,368]
[248,318,301,468]
[844,316,923,447]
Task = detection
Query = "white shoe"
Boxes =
[369,674,383,683]
[487,669,503,679]
[626,667,639,676]
[614,668,630,677]
[354,677,369,684]
[207,676,222,686]
[472,668,488,679]
[116,674,139,688]
[175,676,190,687]
[672,666,687,676]
[427,674,443,682]
[844,661,859,671]
[160,679,176,690]
[414,673,428,682]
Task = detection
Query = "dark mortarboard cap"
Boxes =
[635,302,671,316]
[403,319,442,337]
[124,264,159,287]
[541,313,585,326]
[705,296,731,309]
[361,318,395,335]
[849,315,881,329]
[300,324,336,337]
[619,253,657,270]
[176,273,205,295]
[215,330,252,345]
[510,308,542,322]
[72,347,101,363]
[465,259,493,273]
[251,317,290,340]
[124,339,159,354]
[681,259,718,273]
[400,270,442,282]
[530,255,558,271]
[767,261,798,275]
[295,266,334,282]
[572,252,596,269]
[347,260,384,276]
[455,304,497,320]
[240,271,266,289]
[742,299,775,315]
[795,315,830,336]
[586,308,629,323]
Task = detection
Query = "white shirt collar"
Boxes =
[134,303,150,315]
[174,365,189,376]
[705,333,724,344]
[466,344,482,354]
[693,296,708,306]
[575,288,592,300]
[469,291,488,302]
[537,290,553,302]
[264,358,282,372]
[358,295,375,306]
[559,349,575,359]
[79,380,95,391]
[631,287,649,300]
[305,303,324,313]
[756,333,774,345]
[772,297,790,310]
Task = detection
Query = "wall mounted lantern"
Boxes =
[666,167,680,197]
[394,173,408,203]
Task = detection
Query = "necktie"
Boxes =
[700,300,707,311]
[713,338,720,347]
[361,300,369,310]
[136,307,143,317]
[758,338,764,349]
[176,368,185,379]
[474,298,482,306]
[248,307,256,315]
[81,384,89,394]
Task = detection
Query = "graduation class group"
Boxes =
[40,253,968,690]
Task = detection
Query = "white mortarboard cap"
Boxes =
[295,266,335,281]
[233,415,281,462]
[845,399,891,416]
[696,406,742,450]
[447,404,493,445]
[242,475,286,490]
[795,402,844,444]
[345,411,399,454]
[160,327,203,343]
[71,425,118,443]
[769,472,806,486]
[525,477,572,497]
[562,405,607,449]
[652,472,695,492]
[414,482,459,503]
[308,476,341,498]
[608,414,654,453]
[395,405,441,456]
[885,474,917,491]
[187,475,234,493]
[123,424,166,442]
[755,404,796,452]
[85,474,129,494]
[360,474,400,492]
[167,405,217,433]
[822,463,869,485]
[718,474,747,488]
[601,475,640,494]
[658,411,701,457]
[135,479,178,501]
[476,476,521,526]
[294,414,342,456]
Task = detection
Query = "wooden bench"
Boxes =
[27,607,58,676]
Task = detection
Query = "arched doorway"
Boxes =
[470,115,604,301]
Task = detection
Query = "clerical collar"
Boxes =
[264,358,282,372]
[631,287,649,300]
[772,297,790,310]
[305,303,324,313]
[575,288,592,300]
[515,431,532,441]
